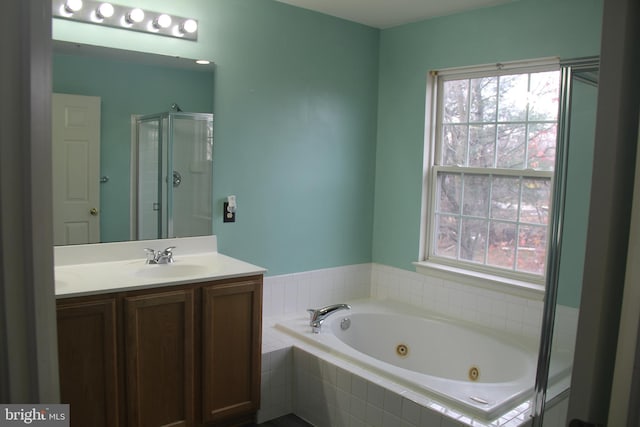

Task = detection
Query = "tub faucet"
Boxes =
[144,246,176,264]
[307,303,351,333]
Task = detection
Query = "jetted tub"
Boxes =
[276,300,571,421]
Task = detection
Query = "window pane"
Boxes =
[443,79,469,123]
[521,178,550,225]
[430,65,558,278]
[490,176,520,221]
[437,173,461,214]
[460,218,487,262]
[463,175,490,217]
[498,74,528,122]
[442,124,468,166]
[435,215,459,259]
[469,125,496,167]
[517,225,547,274]
[496,124,526,168]
[529,71,560,121]
[488,221,516,269]
[528,123,556,170]
[469,77,497,122]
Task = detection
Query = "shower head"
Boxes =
[170,103,183,112]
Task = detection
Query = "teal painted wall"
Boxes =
[372,0,603,307]
[53,0,380,275]
[52,0,602,302]
[53,53,213,243]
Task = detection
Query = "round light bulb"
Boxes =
[64,0,83,13]
[126,8,145,23]
[154,14,172,29]
[181,19,198,34]
[96,3,114,19]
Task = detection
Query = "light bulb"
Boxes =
[195,60,211,65]
[126,8,145,23]
[154,14,172,29]
[96,3,114,19]
[180,19,198,34]
[64,0,83,13]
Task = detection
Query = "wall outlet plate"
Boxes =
[223,202,236,223]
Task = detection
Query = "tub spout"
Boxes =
[307,303,351,333]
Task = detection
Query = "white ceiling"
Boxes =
[274,0,514,29]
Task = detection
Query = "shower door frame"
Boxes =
[130,111,214,241]
[531,57,599,426]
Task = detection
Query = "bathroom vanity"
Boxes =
[54,236,265,427]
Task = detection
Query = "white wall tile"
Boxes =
[420,406,443,427]
[365,404,384,427]
[367,382,385,407]
[337,367,352,392]
[383,389,403,417]
[263,264,371,318]
[350,396,367,421]
[401,398,421,426]
[383,411,403,427]
[351,375,368,400]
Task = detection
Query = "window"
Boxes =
[423,60,560,284]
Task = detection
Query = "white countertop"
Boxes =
[55,236,266,298]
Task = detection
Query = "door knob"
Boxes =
[90,208,98,216]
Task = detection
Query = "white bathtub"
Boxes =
[276,300,571,422]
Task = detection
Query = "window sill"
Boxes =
[413,261,545,301]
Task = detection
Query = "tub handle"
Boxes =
[307,304,351,333]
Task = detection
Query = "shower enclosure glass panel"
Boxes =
[533,58,599,425]
[135,111,213,240]
[137,118,161,239]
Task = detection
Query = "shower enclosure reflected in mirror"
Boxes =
[52,40,215,245]
[133,108,214,240]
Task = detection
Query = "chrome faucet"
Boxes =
[307,303,351,333]
[144,246,176,264]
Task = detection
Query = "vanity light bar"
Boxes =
[52,0,198,41]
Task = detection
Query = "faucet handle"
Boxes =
[144,248,156,264]
[162,246,176,263]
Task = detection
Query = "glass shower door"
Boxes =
[134,111,214,240]
[169,113,214,239]
[137,116,162,240]
[533,58,599,426]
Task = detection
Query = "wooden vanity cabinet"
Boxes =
[56,275,263,427]
[124,288,196,427]
[57,296,120,427]
[202,279,262,425]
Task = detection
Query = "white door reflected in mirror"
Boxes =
[52,93,101,245]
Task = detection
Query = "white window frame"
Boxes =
[416,57,560,296]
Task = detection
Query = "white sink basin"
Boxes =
[134,263,211,279]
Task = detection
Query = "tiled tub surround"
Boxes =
[262,263,578,355]
[371,264,545,340]
[258,263,579,426]
[277,300,571,426]
[292,346,534,427]
[262,264,372,319]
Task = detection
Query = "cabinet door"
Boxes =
[202,278,262,424]
[57,297,119,427]
[125,289,195,427]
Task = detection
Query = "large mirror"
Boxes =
[52,41,215,245]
